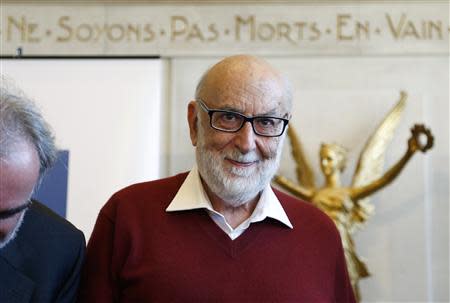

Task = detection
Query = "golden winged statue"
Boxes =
[274,91,434,301]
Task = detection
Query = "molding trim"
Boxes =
[1,0,449,4]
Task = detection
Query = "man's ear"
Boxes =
[187,101,198,146]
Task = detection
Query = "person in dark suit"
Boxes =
[0,81,85,302]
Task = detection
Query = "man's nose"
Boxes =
[233,121,257,153]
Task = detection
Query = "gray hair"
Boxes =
[0,78,57,177]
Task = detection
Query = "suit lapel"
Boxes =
[0,255,34,302]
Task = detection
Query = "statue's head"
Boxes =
[319,143,347,176]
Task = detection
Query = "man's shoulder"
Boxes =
[100,172,189,218]
[114,172,189,200]
[1,203,85,302]
[23,201,85,243]
[273,187,320,215]
[273,188,338,234]
[3,201,85,271]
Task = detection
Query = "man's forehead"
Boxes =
[0,144,39,169]
[0,142,39,209]
[203,72,284,103]
[205,84,286,115]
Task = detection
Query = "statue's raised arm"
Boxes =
[351,124,434,201]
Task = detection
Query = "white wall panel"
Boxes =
[1,59,164,239]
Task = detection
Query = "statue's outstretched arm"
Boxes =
[351,124,433,201]
[350,147,414,200]
[273,175,314,201]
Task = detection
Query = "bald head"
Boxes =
[195,55,292,113]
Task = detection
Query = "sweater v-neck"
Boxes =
[193,209,271,259]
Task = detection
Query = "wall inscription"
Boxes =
[1,4,448,56]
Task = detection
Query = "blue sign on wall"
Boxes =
[32,150,69,218]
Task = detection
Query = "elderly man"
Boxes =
[80,55,355,302]
[0,83,85,302]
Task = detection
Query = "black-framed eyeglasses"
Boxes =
[0,200,32,220]
[197,99,289,137]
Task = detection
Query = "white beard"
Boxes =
[196,132,284,208]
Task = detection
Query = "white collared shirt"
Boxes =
[166,166,293,240]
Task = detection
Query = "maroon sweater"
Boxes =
[79,172,355,302]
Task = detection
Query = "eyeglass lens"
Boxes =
[211,111,284,136]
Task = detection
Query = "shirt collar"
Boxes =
[166,166,293,229]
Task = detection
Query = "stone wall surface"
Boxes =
[1,1,449,56]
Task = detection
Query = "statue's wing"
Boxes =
[287,126,316,190]
[350,91,407,226]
